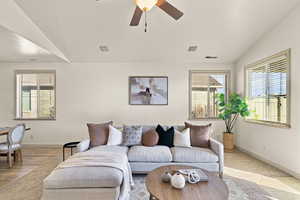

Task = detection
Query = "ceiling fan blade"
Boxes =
[156,0,184,20]
[130,6,143,26]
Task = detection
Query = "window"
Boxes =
[245,49,290,128]
[189,70,230,119]
[15,70,56,120]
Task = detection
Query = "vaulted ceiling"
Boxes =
[0,25,63,62]
[1,0,300,63]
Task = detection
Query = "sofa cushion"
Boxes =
[156,125,175,148]
[173,128,191,148]
[142,129,159,147]
[107,125,123,146]
[171,147,218,163]
[128,145,172,162]
[185,122,212,148]
[122,125,143,146]
[87,121,112,147]
[89,145,128,154]
[44,167,123,189]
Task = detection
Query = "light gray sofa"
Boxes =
[42,125,224,200]
[77,125,224,177]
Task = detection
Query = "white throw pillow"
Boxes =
[173,128,191,147]
[107,125,122,145]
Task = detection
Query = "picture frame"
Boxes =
[129,76,168,105]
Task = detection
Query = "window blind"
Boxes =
[246,50,290,127]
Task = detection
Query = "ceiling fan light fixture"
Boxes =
[135,0,158,11]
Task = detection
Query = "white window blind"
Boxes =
[246,49,290,127]
[189,71,229,119]
[15,71,56,120]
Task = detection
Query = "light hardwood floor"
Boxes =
[0,146,299,200]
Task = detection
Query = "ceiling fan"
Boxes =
[130,0,184,27]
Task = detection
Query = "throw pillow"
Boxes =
[87,121,113,147]
[122,125,143,146]
[184,122,212,148]
[156,125,174,148]
[173,128,191,148]
[142,129,159,147]
[107,125,123,146]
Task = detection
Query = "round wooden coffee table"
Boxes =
[145,165,229,200]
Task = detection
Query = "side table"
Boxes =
[63,141,80,161]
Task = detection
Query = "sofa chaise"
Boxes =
[42,146,132,200]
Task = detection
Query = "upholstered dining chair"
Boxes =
[0,124,25,168]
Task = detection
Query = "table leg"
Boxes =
[63,147,65,161]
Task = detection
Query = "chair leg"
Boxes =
[19,149,23,162]
[13,151,17,162]
[7,152,12,168]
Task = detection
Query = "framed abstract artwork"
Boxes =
[129,76,168,105]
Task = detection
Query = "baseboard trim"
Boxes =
[23,144,62,148]
[236,146,300,180]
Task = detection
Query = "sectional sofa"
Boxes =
[77,125,224,176]
[41,125,224,200]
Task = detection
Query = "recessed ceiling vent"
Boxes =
[99,45,109,52]
[188,46,198,52]
[205,56,218,59]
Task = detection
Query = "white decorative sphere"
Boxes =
[171,173,186,189]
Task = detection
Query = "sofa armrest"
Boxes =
[210,138,224,177]
[76,139,90,153]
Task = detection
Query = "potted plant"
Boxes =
[216,93,250,152]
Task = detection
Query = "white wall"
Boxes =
[0,62,232,145]
[235,5,300,177]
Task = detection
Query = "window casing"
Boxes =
[189,70,230,120]
[245,49,291,128]
[15,70,56,120]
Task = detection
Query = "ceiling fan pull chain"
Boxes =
[144,11,147,32]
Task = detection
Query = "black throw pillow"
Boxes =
[156,125,174,148]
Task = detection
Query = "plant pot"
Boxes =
[223,132,235,152]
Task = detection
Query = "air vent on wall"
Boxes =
[205,56,218,59]
[99,45,109,52]
[188,46,198,52]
